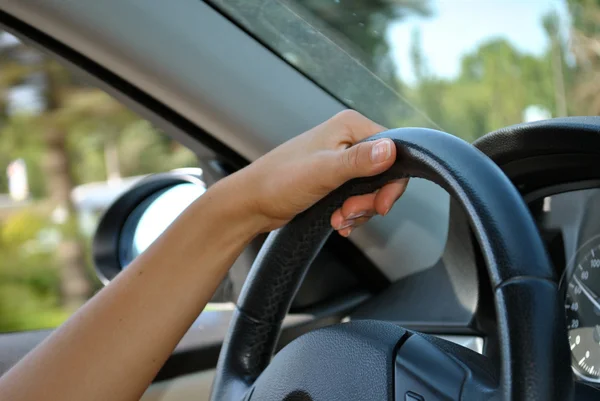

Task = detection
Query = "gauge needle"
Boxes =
[573,275,600,311]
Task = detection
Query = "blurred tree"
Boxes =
[405,38,555,141]
[0,209,67,332]
[0,114,47,197]
[567,0,600,115]
[0,33,198,313]
[460,40,554,129]
[116,120,198,176]
[0,49,94,309]
[405,28,447,130]
[0,39,69,320]
[542,11,568,117]
[409,28,427,82]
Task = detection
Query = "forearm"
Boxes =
[0,111,400,401]
[0,178,263,401]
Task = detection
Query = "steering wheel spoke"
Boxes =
[395,333,498,401]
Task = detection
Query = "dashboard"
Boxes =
[533,187,600,385]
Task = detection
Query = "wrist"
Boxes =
[195,173,271,239]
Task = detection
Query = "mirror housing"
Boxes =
[93,168,205,284]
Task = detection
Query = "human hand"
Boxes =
[229,110,409,236]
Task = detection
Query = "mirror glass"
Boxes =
[120,183,205,266]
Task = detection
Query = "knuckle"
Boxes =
[340,148,354,171]
[349,146,362,170]
[334,109,361,122]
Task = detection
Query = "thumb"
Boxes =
[338,138,396,181]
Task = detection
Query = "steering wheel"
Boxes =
[210,128,572,401]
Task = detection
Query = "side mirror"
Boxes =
[93,168,205,284]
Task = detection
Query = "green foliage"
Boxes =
[400,36,561,141]
[0,31,198,332]
[0,209,67,332]
[0,92,196,198]
[0,114,47,197]
[0,284,69,332]
[568,0,600,36]
[1,209,46,245]
[117,120,198,176]
[567,0,600,115]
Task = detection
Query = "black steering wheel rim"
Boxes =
[211,128,572,400]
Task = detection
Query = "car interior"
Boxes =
[1,0,600,400]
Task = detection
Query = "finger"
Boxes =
[347,216,372,228]
[336,138,396,182]
[340,193,377,219]
[331,215,359,231]
[374,178,409,216]
[338,226,353,237]
[332,212,373,233]
[330,208,346,230]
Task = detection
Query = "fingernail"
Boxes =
[337,220,354,230]
[347,211,367,219]
[371,140,392,163]
[345,227,353,237]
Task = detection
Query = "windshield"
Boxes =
[209,0,598,142]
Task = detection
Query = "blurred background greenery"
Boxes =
[278,0,600,136]
[0,0,598,332]
[0,31,198,332]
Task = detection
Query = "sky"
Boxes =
[387,0,570,85]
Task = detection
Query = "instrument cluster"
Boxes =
[534,188,600,385]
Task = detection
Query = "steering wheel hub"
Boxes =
[249,320,500,400]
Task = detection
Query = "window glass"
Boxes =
[0,32,200,332]
[210,0,599,141]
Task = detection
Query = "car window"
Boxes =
[0,32,213,332]
[209,0,598,141]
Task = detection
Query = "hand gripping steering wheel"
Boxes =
[210,128,572,401]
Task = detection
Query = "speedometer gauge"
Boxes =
[563,237,600,383]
